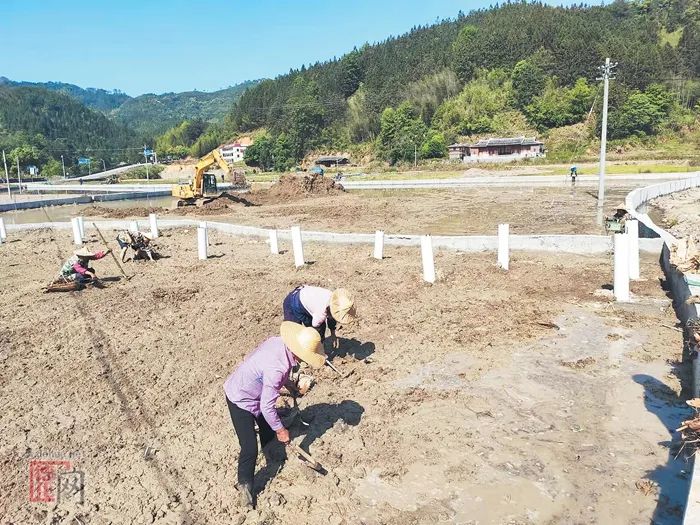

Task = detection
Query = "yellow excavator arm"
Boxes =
[193,149,231,187]
[172,149,230,203]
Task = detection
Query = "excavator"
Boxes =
[171,148,247,206]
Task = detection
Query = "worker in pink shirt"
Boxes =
[282,286,357,349]
[223,322,326,508]
[57,246,110,283]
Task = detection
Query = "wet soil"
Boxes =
[0,229,689,524]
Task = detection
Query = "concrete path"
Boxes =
[341,172,699,190]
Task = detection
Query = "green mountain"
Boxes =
[0,85,143,177]
[0,77,129,112]
[230,0,700,167]
[111,81,261,136]
[0,76,260,138]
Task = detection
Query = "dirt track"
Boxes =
[0,229,690,524]
[75,185,634,236]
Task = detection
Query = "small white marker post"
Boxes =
[149,213,159,239]
[77,216,85,240]
[199,221,208,247]
[420,235,436,283]
[269,229,279,255]
[71,218,82,246]
[129,220,139,233]
[291,226,305,267]
[614,232,630,302]
[626,219,639,280]
[197,227,208,260]
[373,230,384,260]
[498,223,509,270]
[0,217,6,240]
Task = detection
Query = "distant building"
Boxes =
[219,137,253,164]
[315,155,350,167]
[449,137,545,163]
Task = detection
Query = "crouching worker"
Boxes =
[223,322,326,508]
[116,230,154,262]
[58,247,110,283]
[282,286,356,350]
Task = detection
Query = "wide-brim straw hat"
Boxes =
[330,288,356,324]
[74,247,94,258]
[280,322,326,369]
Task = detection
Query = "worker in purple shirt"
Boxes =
[282,286,357,349]
[223,322,326,508]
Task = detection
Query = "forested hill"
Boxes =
[0,77,129,112]
[112,80,260,136]
[0,86,144,177]
[230,0,700,168]
[0,77,260,137]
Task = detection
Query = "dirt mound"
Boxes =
[268,173,345,197]
[80,205,160,219]
[201,192,255,209]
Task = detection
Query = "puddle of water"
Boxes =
[0,196,177,225]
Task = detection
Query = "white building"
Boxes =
[219,137,252,164]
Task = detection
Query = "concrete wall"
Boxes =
[0,191,172,212]
[5,218,664,255]
[622,175,700,525]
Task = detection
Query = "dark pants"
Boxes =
[226,396,275,486]
[282,287,334,341]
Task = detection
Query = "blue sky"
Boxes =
[3,0,560,96]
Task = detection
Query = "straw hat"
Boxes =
[330,288,356,324]
[280,322,326,369]
[74,247,94,258]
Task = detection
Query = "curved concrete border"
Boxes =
[623,175,700,524]
[5,218,664,255]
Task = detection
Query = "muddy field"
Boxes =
[651,188,700,241]
[0,228,690,524]
[71,185,634,236]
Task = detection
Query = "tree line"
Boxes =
[227,0,700,168]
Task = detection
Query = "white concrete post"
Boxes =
[373,230,384,260]
[197,227,208,260]
[199,221,208,246]
[498,224,509,270]
[269,229,279,255]
[149,213,159,239]
[0,217,6,240]
[614,233,630,302]
[77,216,85,239]
[626,219,640,280]
[129,220,139,233]
[291,226,305,267]
[420,235,436,283]
[71,218,83,246]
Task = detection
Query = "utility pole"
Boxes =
[414,144,418,168]
[61,155,66,178]
[16,156,22,194]
[3,150,10,199]
[596,57,617,212]
[144,145,149,181]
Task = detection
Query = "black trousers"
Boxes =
[226,396,275,486]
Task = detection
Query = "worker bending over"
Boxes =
[223,322,326,508]
[116,230,154,262]
[58,247,110,283]
[282,286,356,350]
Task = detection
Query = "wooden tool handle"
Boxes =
[289,443,320,466]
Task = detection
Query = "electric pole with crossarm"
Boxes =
[597,57,617,211]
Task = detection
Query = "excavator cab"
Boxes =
[202,173,218,195]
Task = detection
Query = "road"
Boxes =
[340,172,700,189]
